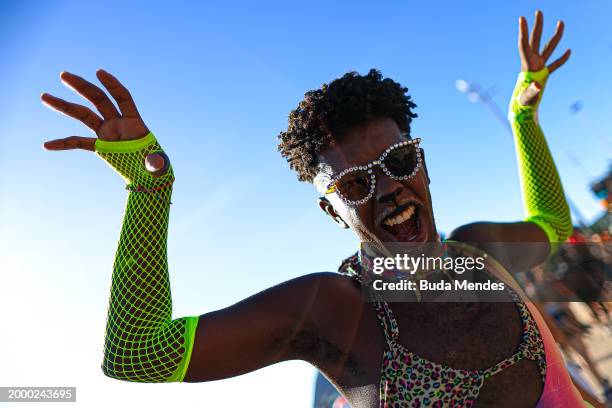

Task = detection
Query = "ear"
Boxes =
[420,148,431,184]
[317,197,350,229]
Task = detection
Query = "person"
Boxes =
[42,10,598,408]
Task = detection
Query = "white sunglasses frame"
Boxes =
[324,137,422,206]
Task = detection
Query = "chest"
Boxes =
[393,301,525,368]
[322,301,540,408]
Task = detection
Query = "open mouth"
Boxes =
[380,203,422,242]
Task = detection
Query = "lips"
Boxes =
[380,203,421,242]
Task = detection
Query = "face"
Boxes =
[316,117,437,243]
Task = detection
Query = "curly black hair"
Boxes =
[277,68,417,182]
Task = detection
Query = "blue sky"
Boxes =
[1,1,611,407]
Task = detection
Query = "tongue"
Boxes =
[387,214,419,241]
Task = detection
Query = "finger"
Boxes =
[60,71,120,119]
[96,69,140,117]
[541,20,565,62]
[518,16,532,64]
[547,48,571,74]
[41,93,103,132]
[43,136,96,151]
[530,10,543,54]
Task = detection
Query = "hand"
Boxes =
[42,70,168,173]
[518,10,571,74]
[42,70,150,150]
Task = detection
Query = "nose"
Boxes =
[377,185,403,206]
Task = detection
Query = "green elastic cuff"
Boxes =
[509,67,550,120]
[95,132,157,153]
[517,67,549,84]
[175,316,199,382]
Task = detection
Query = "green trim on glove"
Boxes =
[509,69,572,250]
[95,132,157,153]
[97,132,198,383]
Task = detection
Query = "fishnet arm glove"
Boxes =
[96,132,198,383]
[509,68,572,248]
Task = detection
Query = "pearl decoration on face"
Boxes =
[324,137,422,207]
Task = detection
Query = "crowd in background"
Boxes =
[517,226,611,406]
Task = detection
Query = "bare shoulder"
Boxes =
[257,271,360,303]
[269,272,366,356]
[270,272,363,323]
[276,272,380,370]
[448,221,549,273]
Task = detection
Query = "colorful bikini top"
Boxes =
[338,251,547,407]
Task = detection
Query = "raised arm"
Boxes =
[42,70,354,383]
[450,11,573,270]
[43,70,199,381]
[510,11,573,246]
[96,133,199,382]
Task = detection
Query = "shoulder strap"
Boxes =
[373,300,400,342]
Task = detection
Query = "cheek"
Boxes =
[330,195,353,222]
[404,172,430,201]
[329,195,367,228]
[345,206,379,236]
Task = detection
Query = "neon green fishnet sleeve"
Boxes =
[508,67,572,247]
[95,132,198,383]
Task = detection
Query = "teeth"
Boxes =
[383,205,415,227]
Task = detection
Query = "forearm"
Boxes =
[97,134,198,382]
[509,68,572,246]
